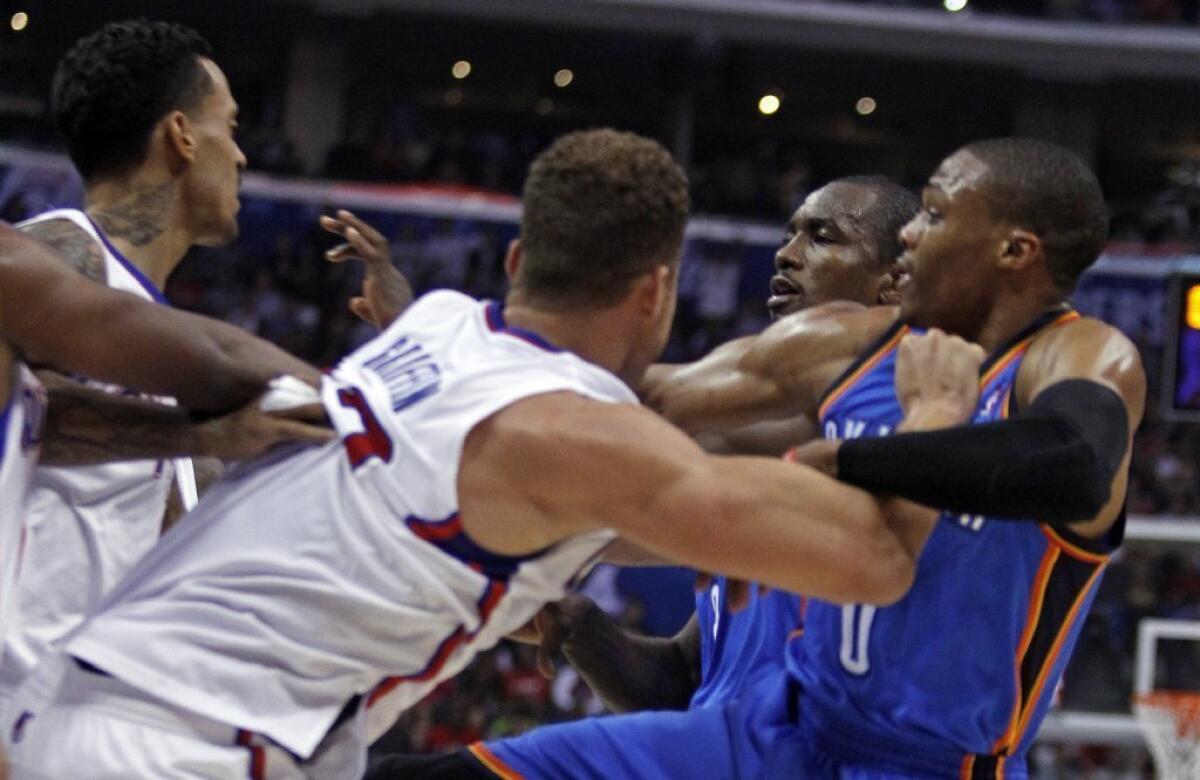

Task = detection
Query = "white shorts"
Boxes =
[5,655,364,779]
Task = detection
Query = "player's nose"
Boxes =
[775,244,803,273]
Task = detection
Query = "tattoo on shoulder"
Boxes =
[89,181,173,247]
[20,219,107,284]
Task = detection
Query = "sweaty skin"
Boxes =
[644,149,1144,544]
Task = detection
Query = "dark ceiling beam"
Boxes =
[300,0,1200,81]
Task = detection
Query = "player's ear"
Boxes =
[162,110,197,170]
[503,239,523,282]
[998,229,1041,272]
[638,263,674,319]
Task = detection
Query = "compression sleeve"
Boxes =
[835,379,1129,524]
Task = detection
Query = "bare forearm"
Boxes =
[161,313,319,410]
[561,603,699,713]
[623,458,912,606]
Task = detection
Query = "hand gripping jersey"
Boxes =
[1,209,197,694]
[690,577,804,709]
[789,308,1115,779]
[0,363,45,641]
[64,290,636,760]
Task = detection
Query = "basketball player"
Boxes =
[0,20,361,709]
[473,177,922,717]
[405,138,1142,779]
[4,130,980,778]
[0,219,325,642]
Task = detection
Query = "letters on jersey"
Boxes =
[791,309,1109,778]
[65,291,636,759]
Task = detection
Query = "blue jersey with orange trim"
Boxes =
[788,308,1115,778]
[690,578,804,709]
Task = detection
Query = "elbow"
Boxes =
[1045,458,1114,524]
[858,543,915,606]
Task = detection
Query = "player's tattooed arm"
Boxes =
[38,372,332,467]
[518,594,702,713]
[18,218,107,284]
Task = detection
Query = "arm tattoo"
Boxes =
[89,181,173,247]
[38,372,196,466]
[19,219,107,284]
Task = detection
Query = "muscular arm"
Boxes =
[641,303,895,435]
[829,318,1145,538]
[460,393,920,606]
[0,223,318,411]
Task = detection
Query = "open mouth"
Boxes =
[767,275,804,314]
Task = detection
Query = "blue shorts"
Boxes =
[472,675,931,780]
[475,674,807,779]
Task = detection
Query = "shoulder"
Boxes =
[1022,314,1146,416]
[747,303,898,379]
[17,216,106,284]
[1028,315,1143,380]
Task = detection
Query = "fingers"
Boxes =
[335,210,386,244]
[694,571,715,592]
[321,209,387,264]
[265,418,337,445]
[267,401,329,423]
[324,229,382,264]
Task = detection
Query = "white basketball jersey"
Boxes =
[0,363,45,641]
[67,290,636,759]
[1,210,197,690]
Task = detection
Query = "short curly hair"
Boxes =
[52,20,214,182]
[962,138,1108,294]
[518,129,690,307]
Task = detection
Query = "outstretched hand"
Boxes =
[320,209,413,330]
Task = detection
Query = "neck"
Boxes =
[973,287,1066,355]
[85,174,190,290]
[501,292,640,384]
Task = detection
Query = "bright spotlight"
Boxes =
[855,97,877,116]
[451,60,472,80]
[554,69,574,88]
[10,12,29,31]
[758,94,781,116]
[944,0,968,12]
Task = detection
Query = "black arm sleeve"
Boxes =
[836,379,1129,524]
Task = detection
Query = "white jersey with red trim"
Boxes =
[1,209,197,692]
[64,290,635,759]
[0,363,46,641]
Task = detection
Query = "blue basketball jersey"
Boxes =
[789,308,1116,778]
[690,577,804,709]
